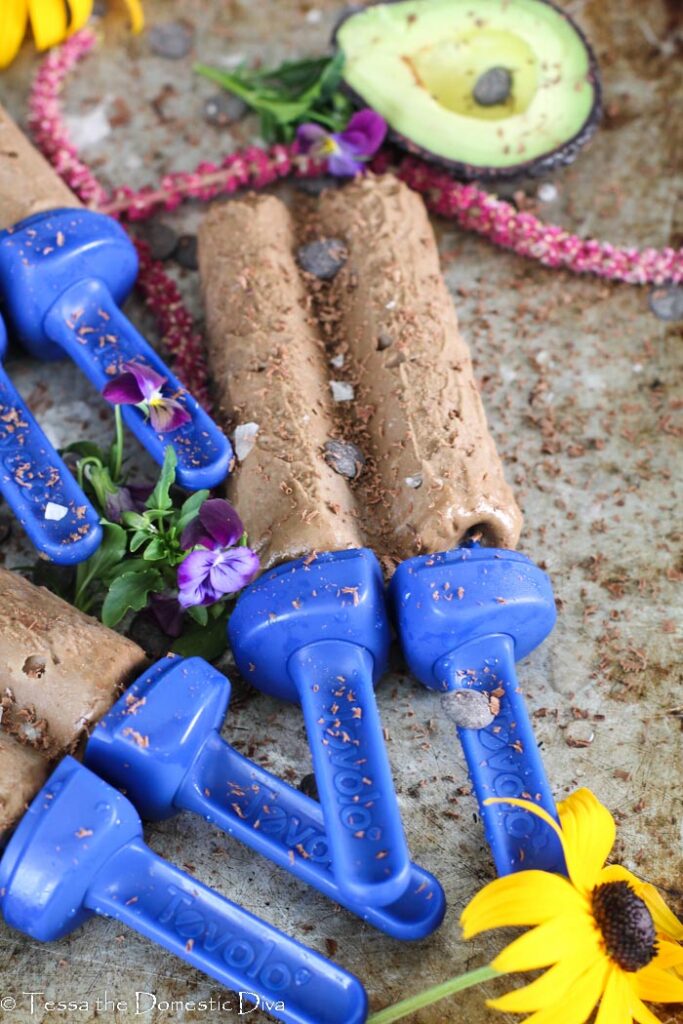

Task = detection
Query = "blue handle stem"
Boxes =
[437,634,565,875]
[289,640,411,908]
[86,838,367,1024]
[177,735,444,940]
[42,278,232,491]
[0,364,101,563]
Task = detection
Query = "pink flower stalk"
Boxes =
[102,361,191,433]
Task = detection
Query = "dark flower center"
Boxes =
[592,880,657,971]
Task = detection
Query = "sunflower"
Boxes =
[461,788,683,1024]
[0,0,144,69]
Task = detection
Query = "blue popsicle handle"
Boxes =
[178,734,445,941]
[289,640,411,908]
[42,277,232,491]
[0,363,101,563]
[87,838,367,1024]
[436,634,565,875]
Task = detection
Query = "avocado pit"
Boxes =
[472,66,513,108]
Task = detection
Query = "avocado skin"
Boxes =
[332,0,603,182]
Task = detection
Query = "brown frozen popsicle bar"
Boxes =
[198,194,363,570]
[0,568,145,838]
[0,103,78,228]
[316,174,522,558]
[0,734,50,840]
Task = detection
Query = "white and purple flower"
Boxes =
[177,498,259,608]
[102,361,191,433]
[297,109,387,177]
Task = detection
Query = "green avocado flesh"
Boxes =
[337,0,598,172]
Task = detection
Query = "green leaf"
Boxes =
[143,537,168,561]
[261,56,332,91]
[130,529,150,553]
[122,511,150,531]
[187,604,209,627]
[176,489,210,533]
[62,440,106,462]
[194,65,308,120]
[73,523,127,609]
[172,606,229,660]
[145,446,177,512]
[84,464,119,512]
[106,558,152,580]
[317,51,345,97]
[101,568,163,628]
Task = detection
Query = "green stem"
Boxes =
[76,455,101,492]
[367,966,499,1024]
[111,405,124,483]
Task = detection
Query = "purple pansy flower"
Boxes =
[148,593,185,638]
[177,498,259,608]
[297,109,387,177]
[102,361,191,434]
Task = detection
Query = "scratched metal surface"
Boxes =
[0,1,681,1022]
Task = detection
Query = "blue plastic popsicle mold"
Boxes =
[229,549,413,910]
[390,546,565,876]
[0,757,368,1024]
[0,209,232,491]
[0,312,101,562]
[85,656,446,941]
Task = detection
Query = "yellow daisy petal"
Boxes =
[632,997,664,1024]
[66,0,92,32]
[597,864,646,889]
[653,940,683,971]
[484,796,569,858]
[461,870,587,939]
[27,0,68,49]
[0,0,28,68]
[639,882,683,941]
[557,788,616,893]
[522,957,609,1024]
[636,966,683,1003]
[487,946,602,1013]
[492,912,600,974]
[122,0,144,32]
[595,967,632,1024]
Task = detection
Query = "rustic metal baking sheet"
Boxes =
[0,1,681,1021]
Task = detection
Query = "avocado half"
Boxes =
[334,0,602,179]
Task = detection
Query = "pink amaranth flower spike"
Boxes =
[177,498,260,608]
[102,361,191,433]
[297,110,387,177]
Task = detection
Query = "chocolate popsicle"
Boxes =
[0,105,77,227]
[198,194,362,570]
[0,568,145,838]
[315,173,522,559]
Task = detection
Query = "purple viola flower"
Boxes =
[177,498,259,608]
[148,593,185,638]
[297,109,387,177]
[102,361,191,434]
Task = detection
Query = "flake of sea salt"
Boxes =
[45,502,68,522]
[233,422,260,461]
[329,381,354,402]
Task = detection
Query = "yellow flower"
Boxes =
[461,789,683,1024]
[0,0,144,69]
